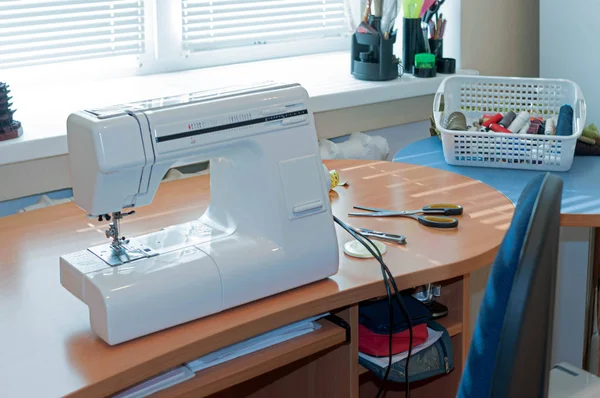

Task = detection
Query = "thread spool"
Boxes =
[499,111,516,128]
[508,111,530,133]
[519,121,530,134]
[556,105,574,136]
[490,123,511,133]
[528,118,543,135]
[447,111,467,131]
[544,118,556,136]
[482,113,503,128]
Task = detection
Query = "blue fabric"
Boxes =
[457,174,546,398]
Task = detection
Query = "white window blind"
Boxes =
[0,0,145,70]
[181,0,350,53]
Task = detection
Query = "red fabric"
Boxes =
[359,324,429,357]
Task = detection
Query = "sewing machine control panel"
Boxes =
[153,102,308,154]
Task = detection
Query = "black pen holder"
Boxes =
[429,39,443,60]
[351,17,398,81]
[403,18,427,74]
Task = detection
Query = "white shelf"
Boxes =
[0,51,476,166]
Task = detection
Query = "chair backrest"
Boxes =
[458,173,563,398]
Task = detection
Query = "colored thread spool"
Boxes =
[519,120,530,134]
[499,111,516,128]
[556,105,574,136]
[508,111,530,133]
[482,113,502,128]
[490,123,511,133]
[447,111,467,131]
[528,118,543,135]
[544,117,556,136]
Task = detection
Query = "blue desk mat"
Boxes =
[394,137,600,215]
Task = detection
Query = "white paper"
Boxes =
[358,328,443,368]
[185,313,328,372]
[113,366,194,398]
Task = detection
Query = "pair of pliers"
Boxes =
[348,203,463,229]
[354,227,407,245]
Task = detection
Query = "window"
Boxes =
[1,1,460,83]
[181,0,349,53]
[0,0,145,69]
[1,0,355,79]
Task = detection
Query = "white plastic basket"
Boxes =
[433,75,586,172]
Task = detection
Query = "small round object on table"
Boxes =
[343,239,387,258]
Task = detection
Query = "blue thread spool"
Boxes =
[556,105,574,136]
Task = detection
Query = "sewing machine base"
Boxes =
[60,220,338,345]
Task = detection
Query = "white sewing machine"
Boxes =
[60,83,339,345]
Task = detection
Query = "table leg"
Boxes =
[462,274,471,364]
[553,227,594,368]
[583,228,599,373]
[592,228,600,374]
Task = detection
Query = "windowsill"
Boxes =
[0,52,475,166]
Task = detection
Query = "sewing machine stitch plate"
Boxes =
[87,219,227,266]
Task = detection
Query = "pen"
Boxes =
[440,19,446,39]
[363,0,371,23]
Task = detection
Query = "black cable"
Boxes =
[334,218,410,397]
[335,219,394,393]
[340,225,414,396]
[333,216,412,398]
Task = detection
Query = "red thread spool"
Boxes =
[489,123,512,133]
[482,113,503,128]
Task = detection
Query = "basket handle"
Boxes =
[434,92,445,113]
[575,98,586,137]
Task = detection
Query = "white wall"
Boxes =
[461,0,539,77]
[540,0,598,125]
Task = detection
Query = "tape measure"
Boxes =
[329,170,340,189]
[343,239,387,258]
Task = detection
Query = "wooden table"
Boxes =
[0,159,513,398]
[394,137,600,370]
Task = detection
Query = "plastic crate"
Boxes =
[433,75,586,171]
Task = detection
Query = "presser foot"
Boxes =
[90,210,159,266]
[88,241,159,266]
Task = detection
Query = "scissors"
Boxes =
[348,203,462,229]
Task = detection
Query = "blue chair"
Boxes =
[458,173,563,398]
